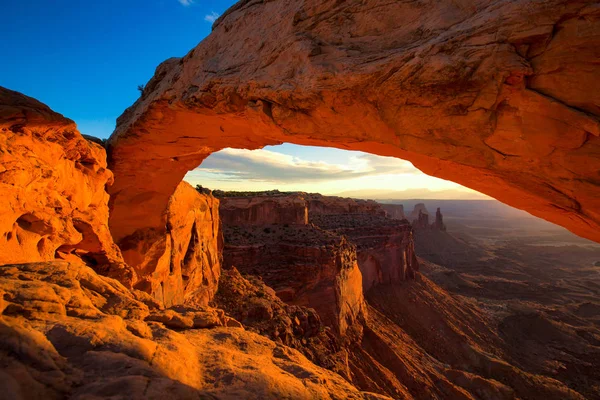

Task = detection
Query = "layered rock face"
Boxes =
[219,192,419,334]
[108,0,600,245]
[221,222,366,337]
[120,182,222,307]
[307,194,386,217]
[214,267,355,379]
[311,214,419,292]
[0,87,132,284]
[218,192,308,225]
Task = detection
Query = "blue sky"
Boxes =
[0,0,236,138]
[1,0,486,199]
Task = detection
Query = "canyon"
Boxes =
[216,190,597,399]
[1,0,600,398]
[1,86,598,399]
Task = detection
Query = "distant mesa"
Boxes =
[380,204,405,220]
[409,203,430,221]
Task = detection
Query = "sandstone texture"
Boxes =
[108,0,600,244]
[0,87,222,308]
[120,181,222,308]
[213,267,355,379]
[0,261,390,400]
[0,87,132,284]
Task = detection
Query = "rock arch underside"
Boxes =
[108,0,600,247]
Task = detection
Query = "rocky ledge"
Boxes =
[0,261,390,399]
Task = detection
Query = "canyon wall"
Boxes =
[1,87,590,400]
[108,0,600,245]
[311,214,419,292]
[221,222,365,337]
[0,87,222,309]
[219,192,418,334]
[218,193,308,225]
[0,88,389,400]
[307,194,386,217]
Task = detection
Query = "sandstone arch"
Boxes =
[108,0,600,247]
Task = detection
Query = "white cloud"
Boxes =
[184,146,488,199]
[178,0,193,5]
[204,11,220,23]
[191,148,418,184]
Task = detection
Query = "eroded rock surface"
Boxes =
[120,181,222,307]
[0,87,132,284]
[214,267,354,379]
[221,222,366,337]
[108,0,600,244]
[0,261,390,400]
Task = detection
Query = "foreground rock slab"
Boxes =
[0,261,391,400]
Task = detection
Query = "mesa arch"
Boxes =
[107,0,600,248]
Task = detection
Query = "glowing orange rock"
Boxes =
[0,87,132,284]
[107,1,600,245]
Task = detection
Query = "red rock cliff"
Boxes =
[119,182,222,307]
[221,223,365,337]
[0,87,132,284]
[108,0,600,245]
[218,193,308,225]
[0,89,388,400]
[307,194,386,216]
